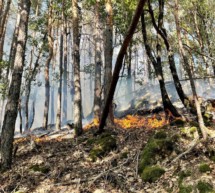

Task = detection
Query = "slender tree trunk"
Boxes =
[93,0,102,120]
[0,0,12,65]
[43,1,53,130]
[103,0,114,124]
[72,0,82,135]
[141,11,181,118]
[98,0,147,132]
[8,12,21,78]
[62,14,68,125]
[0,0,31,170]
[56,22,63,131]
[174,0,208,140]
[148,0,188,106]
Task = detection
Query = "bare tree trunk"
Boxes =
[174,0,208,140]
[56,22,63,131]
[8,12,21,78]
[43,1,53,130]
[72,0,82,135]
[148,0,189,106]
[141,11,181,118]
[103,0,114,124]
[62,14,68,125]
[0,0,12,67]
[93,0,102,120]
[0,0,31,170]
[98,0,147,132]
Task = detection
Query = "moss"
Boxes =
[189,127,197,134]
[154,131,167,139]
[181,127,198,138]
[189,121,199,128]
[197,181,213,193]
[29,164,50,174]
[89,133,117,161]
[138,132,174,174]
[178,170,191,184]
[120,152,128,159]
[199,163,212,173]
[141,166,165,183]
[179,185,193,193]
[170,119,185,127]
[210,156,215,163]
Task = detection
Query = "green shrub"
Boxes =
[179,185,192,193]
[199,163,212,173]
[197,181,213,193]
[141,166,165,183]
[89,133,117,161]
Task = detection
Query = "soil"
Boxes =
[1,117,215,193]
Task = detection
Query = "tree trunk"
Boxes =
[93,1,102,120]
[141,11,181,118]
[0,0,31,170]
[103,0,114,124]
[56,22,63,131]
[62,13,68,125]
[98,0,148,132]
[148,0,189,107]
[72,0,82,135]
[0,0,12,68]
[174,0,208,140]
[43,1,53,130]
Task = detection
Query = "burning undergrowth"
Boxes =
[84,113,169,130]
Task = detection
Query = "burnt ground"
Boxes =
[1,119,215,193]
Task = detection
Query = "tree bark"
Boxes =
[72,0,83,135]
[93,0,102,120]
[43,1,53,130]
[98,0,148,132]
[148,0,189,107]
[62,10,68,125]
[103,0,114,124]
[141,11,181,118]
[0,0,31,170]
[56,22,63,131]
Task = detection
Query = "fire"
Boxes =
[84,114,168,130]
[114,114,168,129]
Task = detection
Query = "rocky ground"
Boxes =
[1,115,215,193]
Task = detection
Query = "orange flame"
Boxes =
[84,114,168,130]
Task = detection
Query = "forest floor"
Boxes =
[1,113,215,193]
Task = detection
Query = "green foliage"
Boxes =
[181,127,198,138]
[197,181,213,193]
[179,185,193,193]
[199,163,212,173]
[178,170,191,185]
[29,164,50,174]
[141,166,165,183]
[88,132,117,161]
[138,132,174,174]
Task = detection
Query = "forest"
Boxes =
[0,0,215,192]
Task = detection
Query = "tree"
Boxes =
[43,0,54,130]
[0,0,31,170]
[174,0,208,140]
[0,0,12,78]
[141,11,181,119]
[147,0,189,107]
[103,0,114,124]
[98,0,148,133]
[72,0,83,136]
[93,0,102,120]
